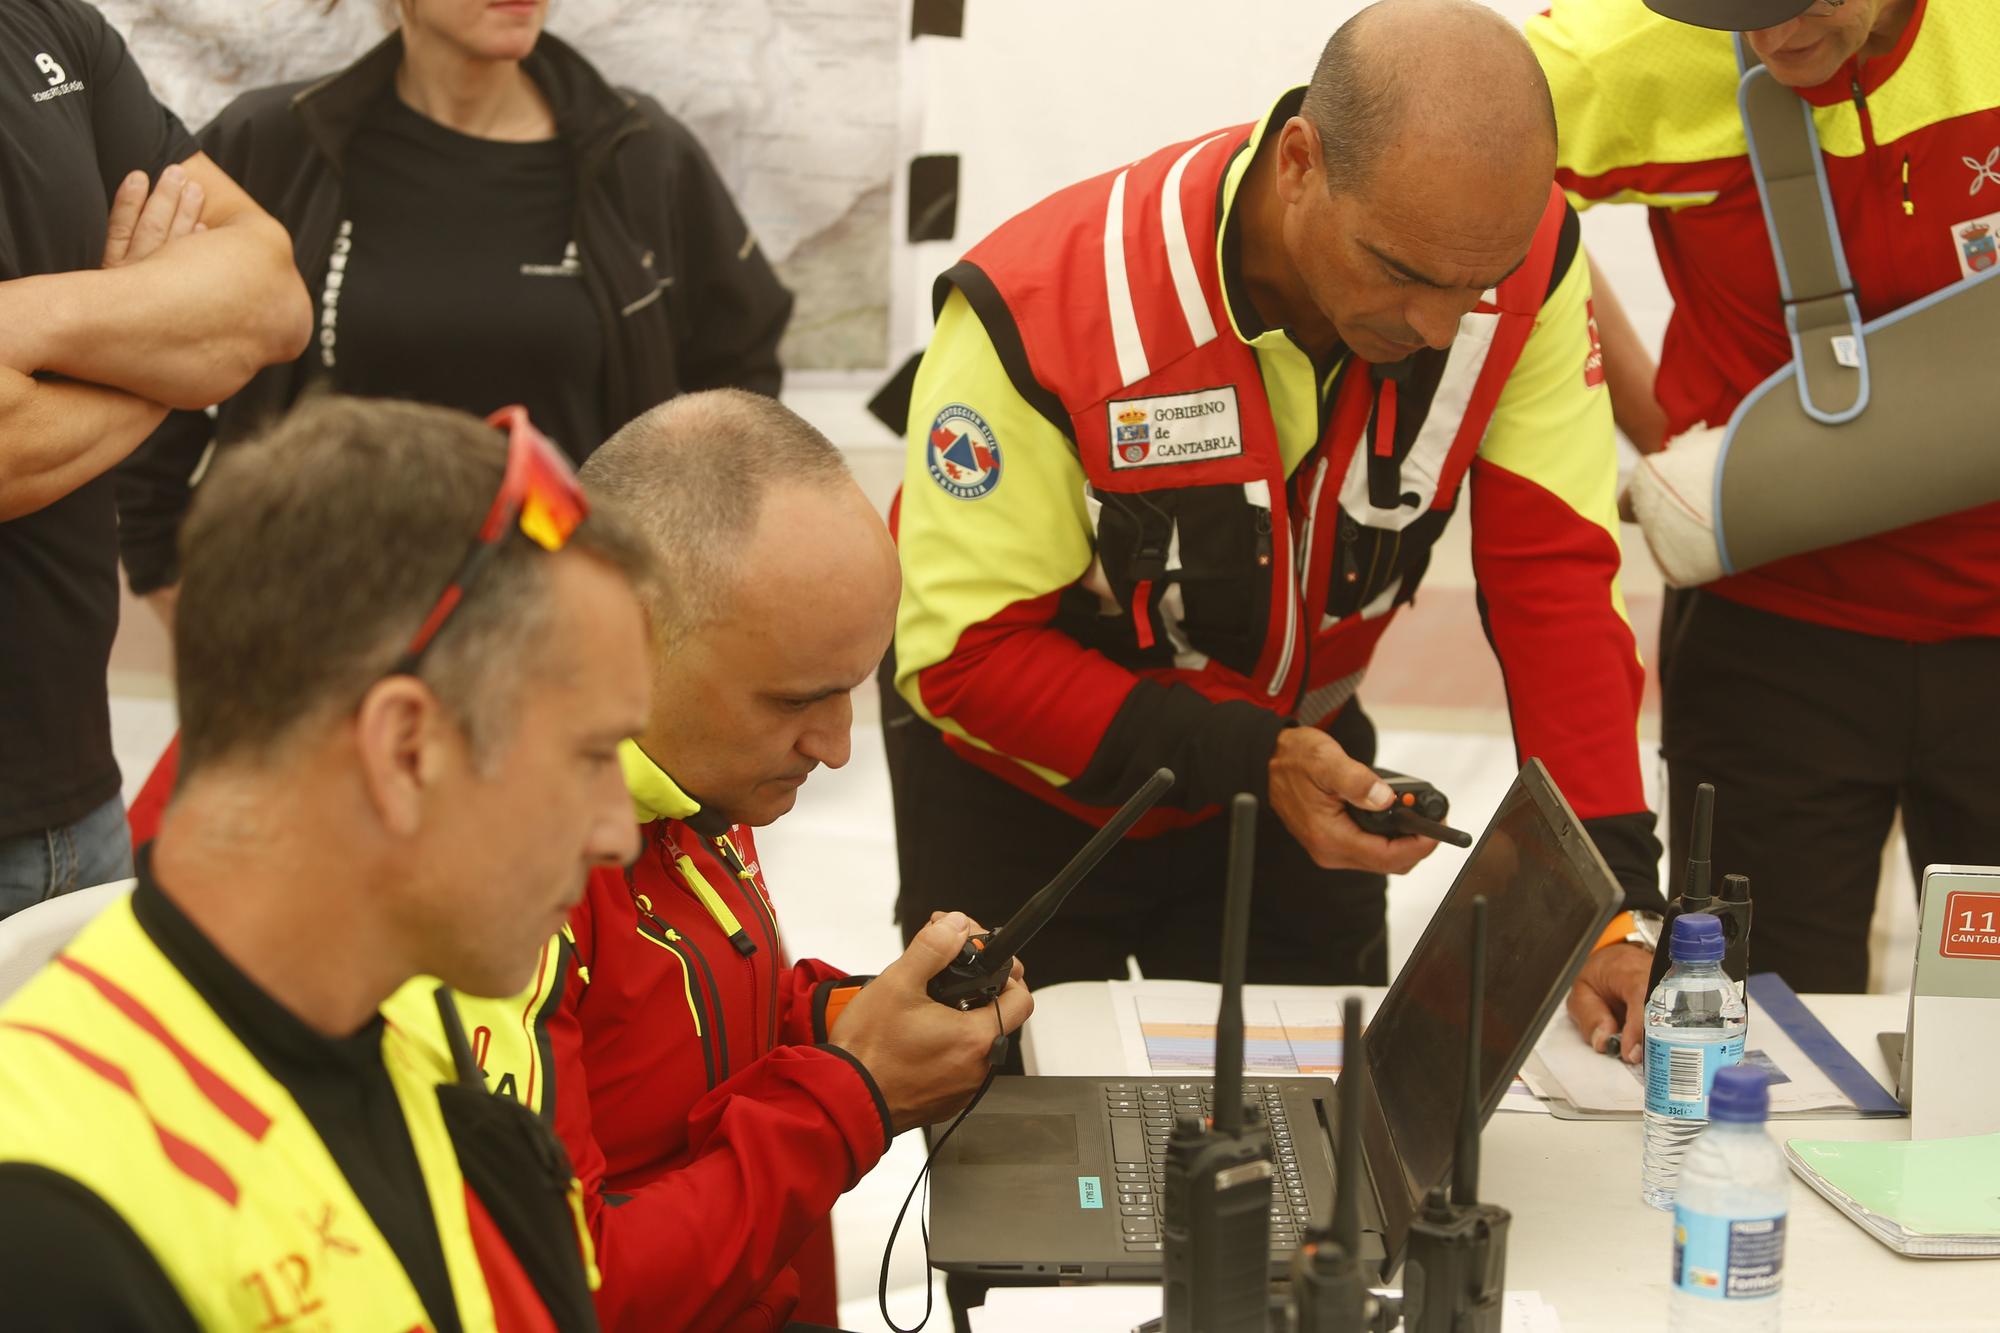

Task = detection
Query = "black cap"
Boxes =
[1642,0,1815,30]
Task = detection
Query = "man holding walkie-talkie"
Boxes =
[885,0,1667,1043]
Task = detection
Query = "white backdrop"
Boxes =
[98,0,902,371]
[897,0,1672,392]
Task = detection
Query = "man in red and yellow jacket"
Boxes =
[1528,0,2000,993]
[887,0,1667,1051]
[487,389,1031,1332]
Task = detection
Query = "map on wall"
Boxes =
[99,0,898,370]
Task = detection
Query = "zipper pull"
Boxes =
[1902,154,1913,216]
[1254,505,1274,569]
[715,834,756,881]
[1850,74,1867,116]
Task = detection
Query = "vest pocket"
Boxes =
[1069,483,1275,678]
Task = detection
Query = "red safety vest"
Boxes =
[933,124,1568,822]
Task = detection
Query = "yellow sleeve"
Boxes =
[1526,0,1743,210]
[1477,251,1625,562]
[892,287,1100,784]
[1467,248,1651,832]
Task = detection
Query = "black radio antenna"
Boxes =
[1334,994,1365,1253]
[1213,792,1256,1136]
[982,766,1175,961]
[1452,896,1489,1206]
[1403,893,1511,1332]
[1684,783,1715,906]
[929,767,1176,1013]
[1648,782,1721,1000]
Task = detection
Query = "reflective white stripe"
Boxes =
[1159,519,1210,671]
[1297,457,1330,583]
[1160,135,1225,350]
[1297,669,1366,727]
[1244,479,1297,698]
[1338,310,1502,531]
[1103,170,1150,385]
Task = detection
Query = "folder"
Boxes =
[1784,1133,2000,1258]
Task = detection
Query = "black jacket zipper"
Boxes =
[711,833,784,1051]
[643,842,735,1085]
[628,884,722,1090]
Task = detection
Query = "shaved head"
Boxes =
[1300,0,1557,197]
[1244,0,1561,363]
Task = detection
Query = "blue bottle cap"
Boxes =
[1670,912,1725,963]
[1708,1065,1770,1123]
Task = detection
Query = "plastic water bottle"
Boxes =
[1641,914,1746,1210]
[1670,1066,1788,1331]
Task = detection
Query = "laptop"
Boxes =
[927,758,1622,1281]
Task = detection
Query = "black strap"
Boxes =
[877,1007,1007,1333]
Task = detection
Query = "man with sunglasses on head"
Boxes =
[0,0,310,923]
[1529,0,2000,1003]
[0,396,649,1331]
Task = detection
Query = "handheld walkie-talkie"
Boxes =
[927,766,1175,1013]
[1712,872,1753,1000]
[1648,782,1716,996]
[1290,995,1400,1333]
[1345,771,1473,848]
[1402,895,1511,1333]
[1161,793,1274,1333]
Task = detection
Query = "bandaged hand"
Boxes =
[1620,426,1727,588]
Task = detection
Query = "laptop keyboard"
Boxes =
[1104,1081,1309,1256]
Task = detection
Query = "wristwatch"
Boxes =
[1624,911,1663,951]
[1594,909,1663,953]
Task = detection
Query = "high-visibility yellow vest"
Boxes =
[381,930,573,1121]
[0,895,537,1331]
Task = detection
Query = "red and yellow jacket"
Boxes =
[894,89,1662,904]
[1529,0,2000,642]
[452,744,887,1333]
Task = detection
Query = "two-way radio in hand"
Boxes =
[927,766,1176,1013]
[881,766,1176,1333]
[1345,771,1473,848]
[1401,894,1512,1333]
[1161,793,1276,1333]
[1289,995,1400,1333]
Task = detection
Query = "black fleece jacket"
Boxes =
[117,31,792,593]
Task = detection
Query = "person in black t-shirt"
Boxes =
[117,0,795,627]
[0,0,311,921]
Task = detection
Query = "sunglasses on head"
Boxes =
[390,405,587,678]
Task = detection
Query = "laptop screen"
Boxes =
[1362,761,1621,1227]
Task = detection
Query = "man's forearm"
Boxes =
[1586,254,1669,455]
[0,217,308,412]
[0,369,168,521]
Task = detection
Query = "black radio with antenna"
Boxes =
[928,767,1175,1019]
[1289,994,1400,1333]
[1400,894,1511,1333]
[1161,793,1277,1333]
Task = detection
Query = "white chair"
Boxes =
[0,879,135,1004]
